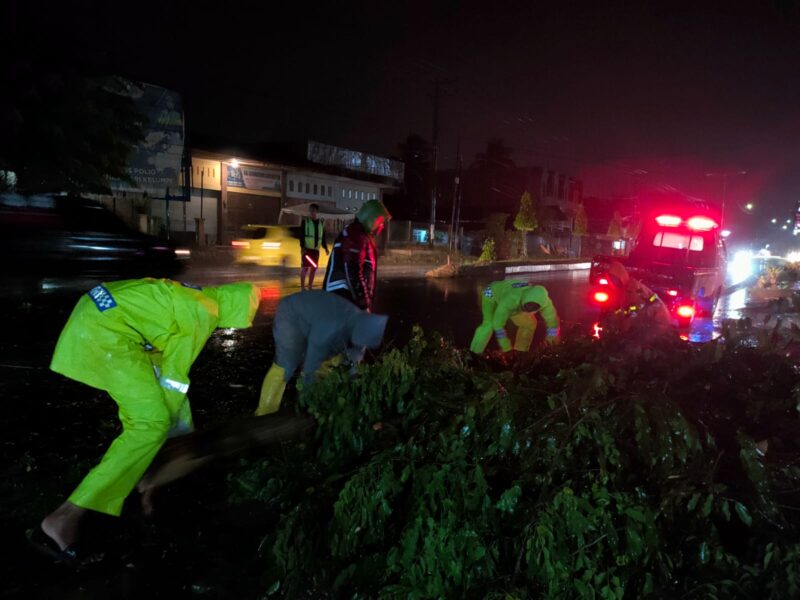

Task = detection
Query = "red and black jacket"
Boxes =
[322,219,377,311]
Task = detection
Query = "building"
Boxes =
[104,139,402,245]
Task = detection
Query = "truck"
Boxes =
[589,200,727,324]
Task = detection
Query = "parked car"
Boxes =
[231,224,330,269]
[0,194,186,296]
[590,205,726,323]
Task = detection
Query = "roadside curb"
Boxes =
[505,261,591,274]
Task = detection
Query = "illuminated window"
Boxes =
[341,189,345,198]
[653,232,704,251]
[348,190,352,199]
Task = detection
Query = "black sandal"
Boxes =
[26,527,104,568]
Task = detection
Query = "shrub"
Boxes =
[230,324,800,598]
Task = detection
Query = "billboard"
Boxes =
[307,140,404,183]
[111,81,185,198]
[226,166,282,192]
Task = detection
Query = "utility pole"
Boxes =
[706,170,746,230]
[449,135,462,251]
[429,78,441,247]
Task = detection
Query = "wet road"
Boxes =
[183,263,740,347]
[183,264,597,348]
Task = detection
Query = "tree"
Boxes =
[572,203,588,257]
[0,64,144,194]
[607,210,624,238]
[573,203,588,236]
[513,191,538,257]
[486,212,510,259]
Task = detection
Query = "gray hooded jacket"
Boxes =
[273,290,388,382]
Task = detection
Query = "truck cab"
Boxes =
[591,207,726,323]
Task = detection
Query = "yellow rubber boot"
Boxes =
[511,311,537,352]
[255,364,287,416]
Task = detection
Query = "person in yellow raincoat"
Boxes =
[35,278,260,563]
[469,279,560,354]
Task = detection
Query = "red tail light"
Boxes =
[655,214,682,227]
[593,291,610,304]
[687,216,718,231]
[676,305,695,319]
[231,240,249,247]
[598,277,609,285]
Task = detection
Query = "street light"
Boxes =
[745,202,754,211]
[782,225,788,230]
[772,218,778,224]
[705,170,747,229]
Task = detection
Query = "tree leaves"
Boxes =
[228,327,800,598]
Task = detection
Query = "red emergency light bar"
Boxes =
[676,305,695,319]
[686,216,718,231]
[655,214,682,227]
[598,277,609,285]
[655,214,719,231]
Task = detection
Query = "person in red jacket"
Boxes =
[323,199,391,312]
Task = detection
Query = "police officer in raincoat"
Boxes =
[255,290,388,416]
[470,279,561,354]
[36,279,260,563]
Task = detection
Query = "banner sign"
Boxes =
[111,81,185,198]
[227,166,282,192]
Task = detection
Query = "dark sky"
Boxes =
[7,1,800,211]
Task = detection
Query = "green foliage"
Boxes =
[514,191,537,258]
[514,191,537,233]
[607,211,624,238]
[0,68,145,194]
[478,238,496,262]
[486,212,510,259]
[573,203,588,236]
[230,324,800,598]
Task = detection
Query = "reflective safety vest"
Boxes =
[302,217,324,250]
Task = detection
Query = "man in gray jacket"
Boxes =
[254,291,388,416]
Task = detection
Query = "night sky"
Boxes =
[6,1,800,217]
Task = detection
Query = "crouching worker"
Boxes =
[255,290,388,416]
[35,279,260,564]
[470,280,560,354]
[602,260,671,335]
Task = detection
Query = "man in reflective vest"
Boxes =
[323,199,391,312]
[470,279,561,354]
[37,279,260,562]
[300,203,329,290]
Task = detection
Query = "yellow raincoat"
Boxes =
[50,279,259,516]
[469,280,560,353]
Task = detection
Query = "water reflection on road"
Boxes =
[192,265,749,349]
